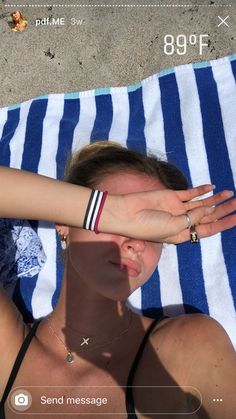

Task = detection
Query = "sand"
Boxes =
[0,0,235,108]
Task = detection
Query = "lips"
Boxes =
[110,258,141,277]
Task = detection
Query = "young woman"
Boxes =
[9,11,28,32]
[0,141,235,419]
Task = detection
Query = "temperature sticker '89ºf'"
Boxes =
[164,34,209,56]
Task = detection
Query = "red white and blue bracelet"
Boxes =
[83,190,108,234]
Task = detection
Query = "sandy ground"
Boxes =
[0,0,235,108]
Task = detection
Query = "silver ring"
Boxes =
[184,213,192,229]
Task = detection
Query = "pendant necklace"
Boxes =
[47,310,133,364]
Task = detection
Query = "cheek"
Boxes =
[68,229,120,265]
[144,244,163,274]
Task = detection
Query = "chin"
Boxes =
[99,287,137,302]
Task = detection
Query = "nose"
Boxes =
[121,237,146,254]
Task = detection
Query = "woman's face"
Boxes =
[66,171,166,301]
[12,11,21,21]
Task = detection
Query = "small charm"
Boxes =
[81,337,90,346]
[190,226,199,244]
[190,231,199,243]
[61,236,67,250]
[66,352,74,364]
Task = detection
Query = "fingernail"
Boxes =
[212,185,216,189]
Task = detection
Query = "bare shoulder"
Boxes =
[152,312,234,347]
[146,313,236,385]
[0,287,26,397]
[150,314,236,419]
[0,287,24,330]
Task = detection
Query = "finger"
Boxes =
[185,190,234,211]
[198,198,236,224]
[164,210,236,244]
[175,185,215,202]
[196,214,236,238]
[167,206,215,237]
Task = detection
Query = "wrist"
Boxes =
[98,193,128,236]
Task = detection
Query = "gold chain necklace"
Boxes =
[47,311,133,364]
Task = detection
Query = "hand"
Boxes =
[115,185,236,244]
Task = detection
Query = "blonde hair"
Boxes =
[64,140,188,190]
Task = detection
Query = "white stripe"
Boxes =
[142,75,182,313]
[32,94,65,316]
[32,225,57,318]
[211,56,236,187]
[158,245,185,316]
[142,76,167,159]
[9,100,32,169]
[90,191,103,231]
[0,107,8,141]
[127,287,142,314]
[109,87,129,146]
[175,65,212,188]
[71,93,96,153]
[86,190,99,229]
[201,234,236,348]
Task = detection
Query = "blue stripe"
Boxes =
[0,108,20,166]
[159,71,208,312]
[195,66,234,193]
[127,86,146,154]
[178,242,209,314]
[53,240,64,309]
[19,100,48,311]
[53,99,81,308]
[56,99,80,180]
[159,72,192,184]
[195,64,236,310]
[18,274,38,322]
[21,99,48,172]
[142,270,164,318]
[12,280,34,323]
[90,94,113,140]
[231,57,236,82]
[222,229,236,311]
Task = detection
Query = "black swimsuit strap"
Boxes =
[0,320,41,411]
[125,315,169,419]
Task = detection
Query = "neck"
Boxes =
[49,264,132,350]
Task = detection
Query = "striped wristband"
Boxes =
[83,190,108,234]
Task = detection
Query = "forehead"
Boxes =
[96,171,166,195]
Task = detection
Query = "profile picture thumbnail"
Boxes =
[8,11,28,32]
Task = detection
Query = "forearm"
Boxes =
[0,167,92,226]
[0,166,121,233]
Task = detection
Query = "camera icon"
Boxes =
[10,389,32,411]
[15,393,29,406]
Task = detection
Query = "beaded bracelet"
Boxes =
[83,190,108,234]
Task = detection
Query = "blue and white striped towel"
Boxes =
[0,53,236,348]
